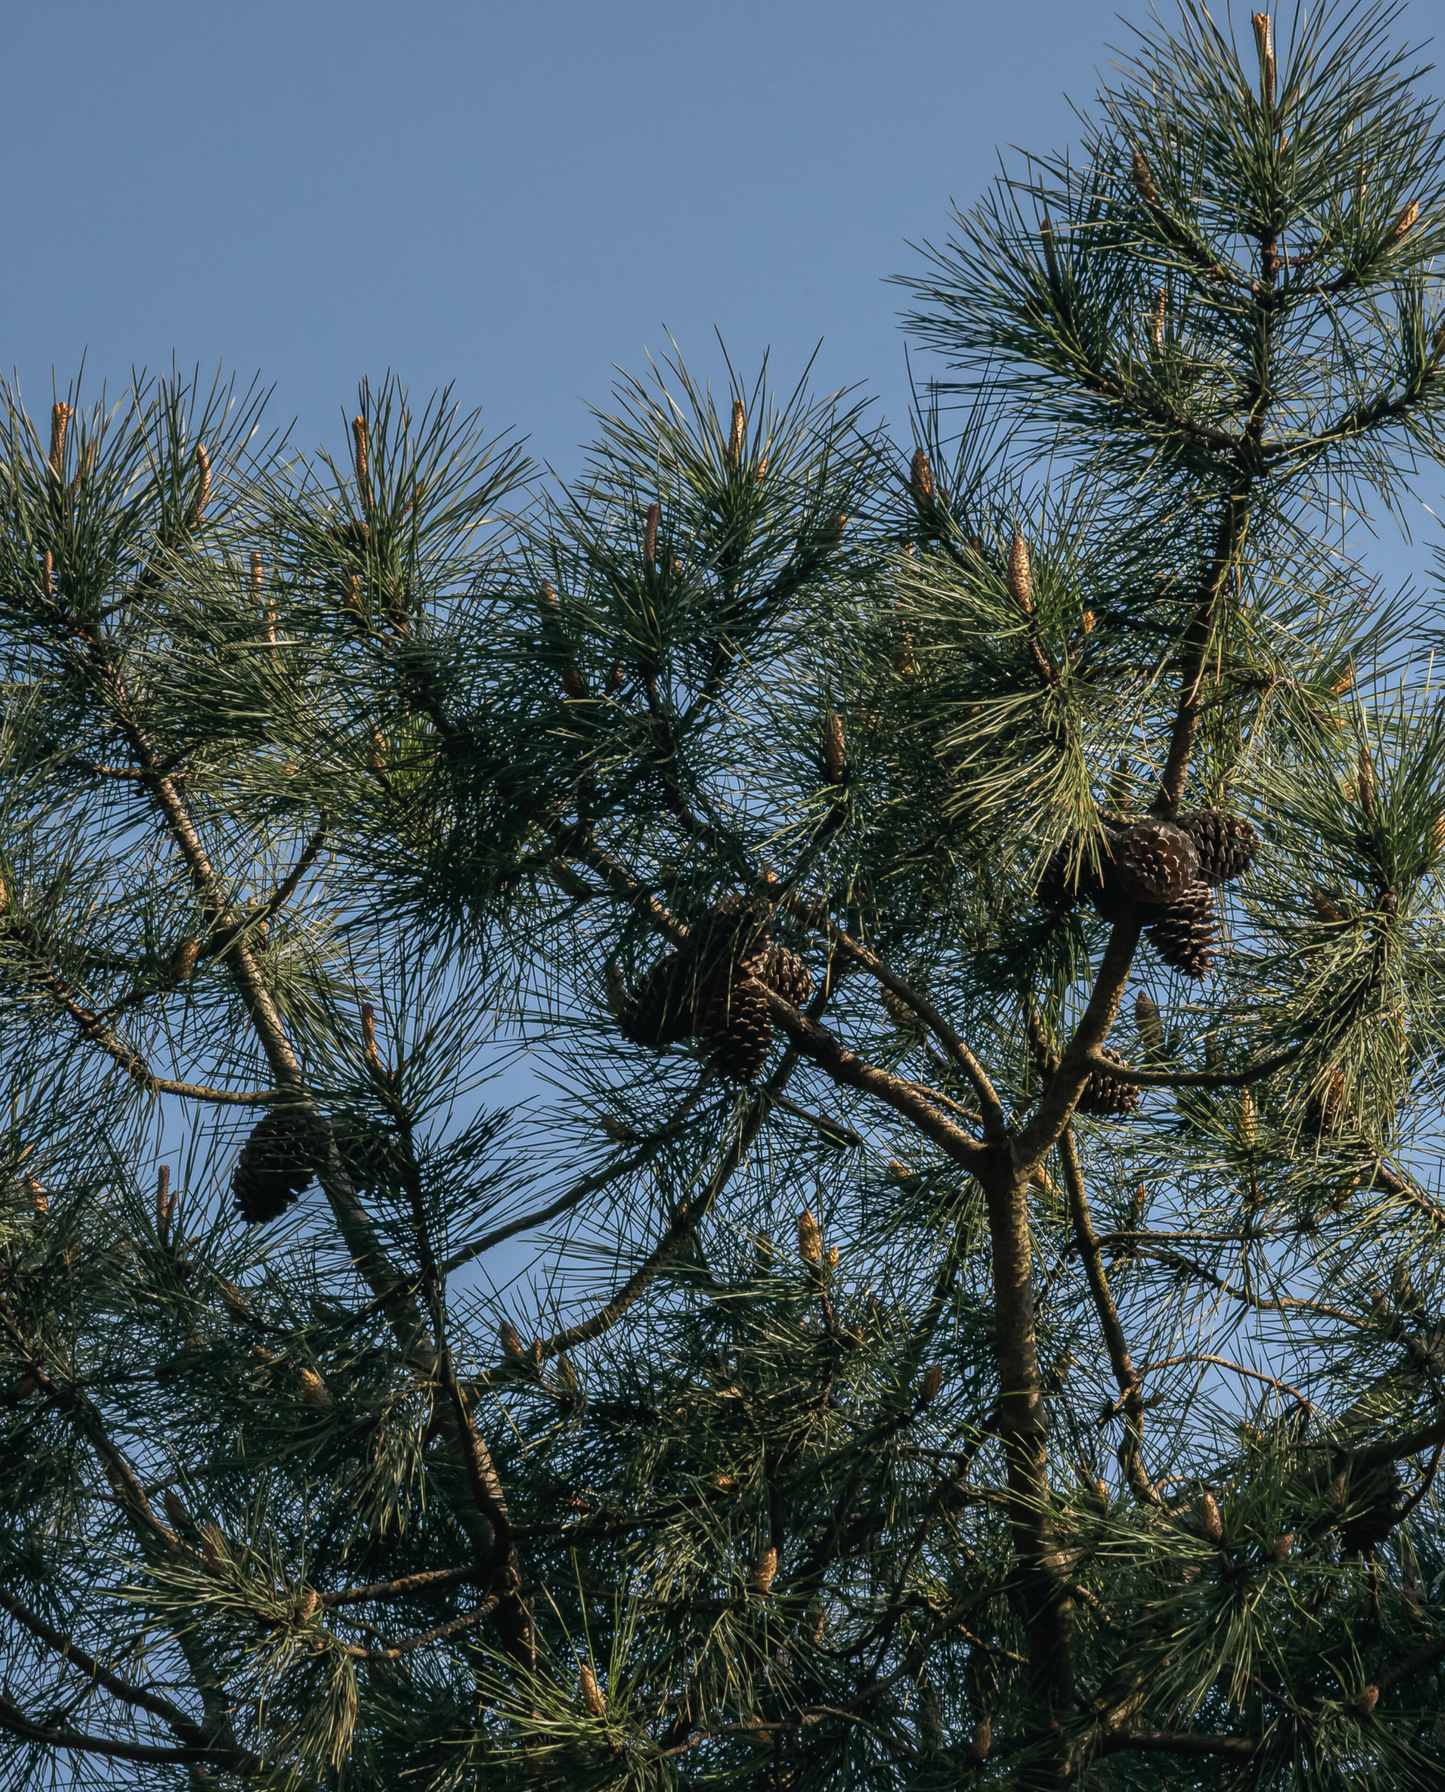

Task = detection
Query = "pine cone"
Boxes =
[760,944,812,1008]
[1340,1465,1400,1555]
[1145,880,1218,978]
[702,975,774,1084]
[619,898,774,1053]
[690,895,773,983]
[619,952,697,1049]
[1039,837,1111,912]
[1077,1048,1142,1118]
[1113,820,1199,904]
[1087,837,1132,922]
[233,1110,327,1225]
[1179,809,1259,885]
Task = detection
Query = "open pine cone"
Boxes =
[1077,1047,1143,1118]
[1179,809,1259,885]
[1113,820,1199,904]
[233,1109,328,1225]
[1034,1038,1141,1119]
[761,944,812,1009]
[618,952,697,1049]
[618,899,810,1082]
[702,974,774,1084]
[1144,880,1218,978]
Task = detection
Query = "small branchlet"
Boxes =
[644,501,660,579]
[1131,148,1160,209]
[184,444,211,530]
[1237,1089,1256,1148]
[727,399,745,469]
[253,550,276,647]
[1008,536,1032,614]
[911,446,936,512]
[299,1367,332,1411]
[580,1660,607,1721]
[823,713,846,785]
[1388,199,1420,245]
[352,415,371,510]
[1251,12,1276,115]
[21,1158,46,1217]
[1358,739,1376,820]
[747,1544,779,1597]
[156,1166,174,1250]
[1041,216,1061,289]
[48,403,72,486]
[361,1003,385,1079]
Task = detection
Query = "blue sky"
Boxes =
[6,2,1442,551]
[7,0,1139,466]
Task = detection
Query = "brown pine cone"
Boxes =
[1076,1048,1142,1118]
[233,1110,327,1225]
[1145,880,1218,978]
[1179,809,1259,885]
[1038,839,1086,909]
[761,945,812,1008]
[1339,1464,1400,1555]
[619,897,774,1052]
[1113,820,1199,904]
[1087,834,1132,922]
[619,953,698,1049]
[702,975,774,1085]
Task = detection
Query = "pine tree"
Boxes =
[4,5,1445,1788]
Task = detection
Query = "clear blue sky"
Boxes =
[5,1,1441,549]
[7,0,1142,466]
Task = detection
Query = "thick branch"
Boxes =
[1102,1727,1263,1759]
[760,985,985,1171]
[323,1565,484,1608]
[1154,491,1248,815]
[0,1585,212,1751]
[796,910,1006,1140]
[0,1697,204,1767]
[1014,915,1143,1176]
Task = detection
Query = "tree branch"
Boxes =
[760,984,986,1170]
[1014,915,1143,1177]
[0,1584,213,1751]
[793,909,1006,1141]
[1060,1126,1156,1504]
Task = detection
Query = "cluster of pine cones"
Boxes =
[1040,809,1258,978]
[618,897,812,1085]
